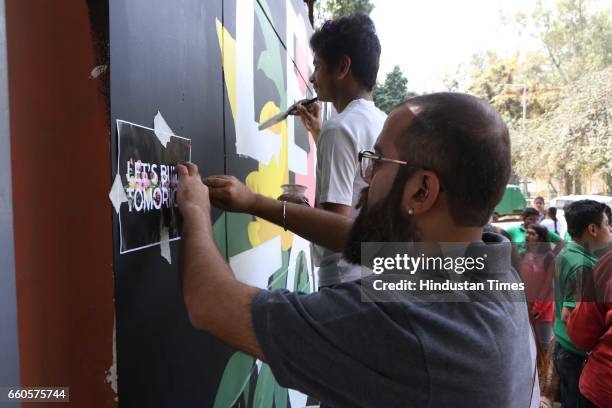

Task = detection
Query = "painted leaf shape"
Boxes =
[213,352,255,408]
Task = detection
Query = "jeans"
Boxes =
[553,342,585,408]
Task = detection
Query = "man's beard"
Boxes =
[343,174,421,265]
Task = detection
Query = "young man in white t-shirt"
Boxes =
[296,13,386,288]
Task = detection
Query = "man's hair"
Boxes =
[310,13,381,91]
[396,93,511,226]
[522,207,540,219]
[534,196,544,203]
[565,200,607,239]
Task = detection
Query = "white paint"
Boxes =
[285,235,314,292]
[105,320,118,401]
[109,174,128,214]
[235,0,282,164]
[153,111,174,148]
[229,236,282,289]
[160,226,172,264]
[90,64,108,79]
[288,389,309,408]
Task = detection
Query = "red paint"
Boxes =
[6,0,116,406]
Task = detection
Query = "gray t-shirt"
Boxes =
[252,233,539,407]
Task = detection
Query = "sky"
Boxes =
[370,0,544,93]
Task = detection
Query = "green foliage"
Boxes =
[325,0,374,19]
[449,0,611,193]
[517,68,612,182]
[315,0,374,25]
[373,66,417,114]
[515,0,612,84]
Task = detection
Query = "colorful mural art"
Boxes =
[213,0,318,406]
[110,0,318,406]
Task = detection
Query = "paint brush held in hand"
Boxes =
[258,97,318,131]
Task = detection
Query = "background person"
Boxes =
[541,207,567,239]
[553,199,611,408]
[506,207,563,254]
[521,224,555,352]
[566,251,612,408]
[534,196,546,222]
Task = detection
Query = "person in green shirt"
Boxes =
[506,207,562,253]
[553,199,611,408]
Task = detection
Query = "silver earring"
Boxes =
[408,208,414,215]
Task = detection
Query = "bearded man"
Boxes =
[176,93,539,408]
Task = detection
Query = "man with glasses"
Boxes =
[177,92,539,407]
[294,13,386,288]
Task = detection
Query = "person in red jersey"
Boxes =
[567,250,612,408]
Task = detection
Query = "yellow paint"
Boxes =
[247,102,294,250]
[215,19,237,121]
[215,21,293,251]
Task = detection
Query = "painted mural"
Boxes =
[213,0,318,406]
[109,0,317,405]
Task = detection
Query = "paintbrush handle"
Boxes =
[288,97,318,114]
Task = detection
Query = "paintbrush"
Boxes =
[258,97,318,131]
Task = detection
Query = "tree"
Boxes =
[326,0,374,18]
[315,0,374,24]
[446,0,611,194]
[373,66,416,114]
[524,68,612,193]
[515,0,612,85]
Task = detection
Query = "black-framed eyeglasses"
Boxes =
[358,150,409,183]
[358,150,446,192]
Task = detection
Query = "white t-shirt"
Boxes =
[314,98,386,287]
[540,217,567,238]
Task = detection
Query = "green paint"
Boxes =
[226,213,255,257]
[294,251,311,293]
[268,250,289,290]
[255,1,287,109]
[274,382,289,408]
[253,364,275,408]
[212,352,255,408]
[213,212,228,259]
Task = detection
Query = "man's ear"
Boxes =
[400,171,441,216]
[336,55,352,80]
[587,223,598,237]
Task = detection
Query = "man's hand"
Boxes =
[203,175,257,213]
[176,162,210,216]
[294,101,321,141]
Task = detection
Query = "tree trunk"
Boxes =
[563,171,572,195]
[606,173,612,195]
[574,175,582,195]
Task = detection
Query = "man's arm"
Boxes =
[548,230,566,255]
[566,301,606,350]
[321,202,352,217]
[177,163,264,359]
[204,175,353,252]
